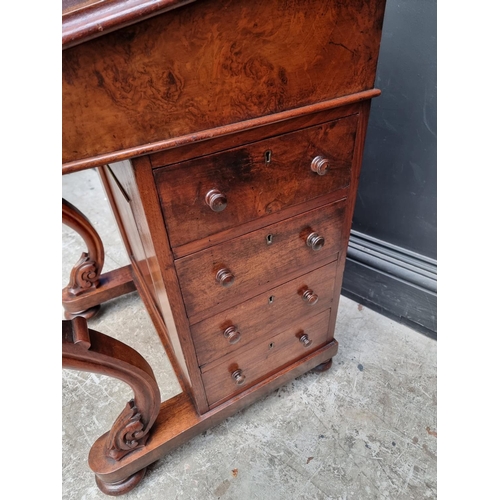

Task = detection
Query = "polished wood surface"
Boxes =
[62,264,136,319]
[62,0,385,166]
[62,91,379,174]
[99,159,205,410]
[62,0,195,48]
[154,115,357,248]
[62,0,387,494]
[191,262,338,368]
[62,198,104,297]
[63,316,161,494]
[132,156,211,413]
[148,103,362,169]
[175,200,345,322]
[202,309,331,407]
[62,198,137,319]
[88,339,339,487]
[100,162,164,315]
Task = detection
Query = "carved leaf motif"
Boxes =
[67,252,99,296]
[105,400,148,461]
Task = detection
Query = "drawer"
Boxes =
[192,262,338,368]
[154,115,357,249]
[202,309,331,407]
[175,200,346,322]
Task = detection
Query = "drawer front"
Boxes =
[175,200,346,322]
[202,309,331,407]
[154,115,357,249]
[192,262,338,368]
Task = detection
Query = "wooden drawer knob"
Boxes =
[311,156,330,176]
[306,232,325,251]
[205,189,228,212]
[302,289,319,305]
[223,325,241,345]
[299,334,313,348]
[216,268,235,287]
[232,369,246,385]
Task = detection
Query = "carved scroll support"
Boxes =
[62,198,105,318]
[62,198,136,319]
[62,317,161,495]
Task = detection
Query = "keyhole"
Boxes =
[268,295,275,304]
[269,342,275,350]
[266,234,273,245]
[265,150,272,164]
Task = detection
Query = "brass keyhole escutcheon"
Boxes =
[268,295,275,304]
[269,342,275,349]
[266,234,273,245]
[264,150,272,165]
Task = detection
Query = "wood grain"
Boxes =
[62,264,136,318]
[175,200,346,322]
[149,105,361,168]
[171,189,350,259]
[63,317,161,463]
[63,0,196,49]
[62,198,105,297]
[62,0,386,165]
[62,92,379,174]
[89,339,339,486]
[131,156,211,414]
[62,0,388,495]
[155,115,357,248]
[192,262,337,368]
[99,163,160,310]
[202,309,331,406]
[99,160,197,403]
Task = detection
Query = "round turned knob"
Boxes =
[306,232,325,251]
[232,369,246,385]
[302,289,319,305]
[311,156,330,176]
[216,268,235,287]
[299,334,313,348]
[205,189,227,212]
[223,326,241,345]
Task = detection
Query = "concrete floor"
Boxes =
[62,169,437,500]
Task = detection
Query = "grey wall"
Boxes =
[342,0,437,337]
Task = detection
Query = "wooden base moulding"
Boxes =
[89,340,338,492]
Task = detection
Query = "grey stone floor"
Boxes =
[62,169,437,500]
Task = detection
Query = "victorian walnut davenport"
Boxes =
[62,0,386,494]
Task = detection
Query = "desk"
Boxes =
[62,0,386,494]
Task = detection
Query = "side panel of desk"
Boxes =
[100,161,199,405]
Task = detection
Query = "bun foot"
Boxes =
[95,467,147,496]
[312,358,333,373]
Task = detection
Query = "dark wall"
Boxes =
[356,0,437,257]
[342,0,437,337]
